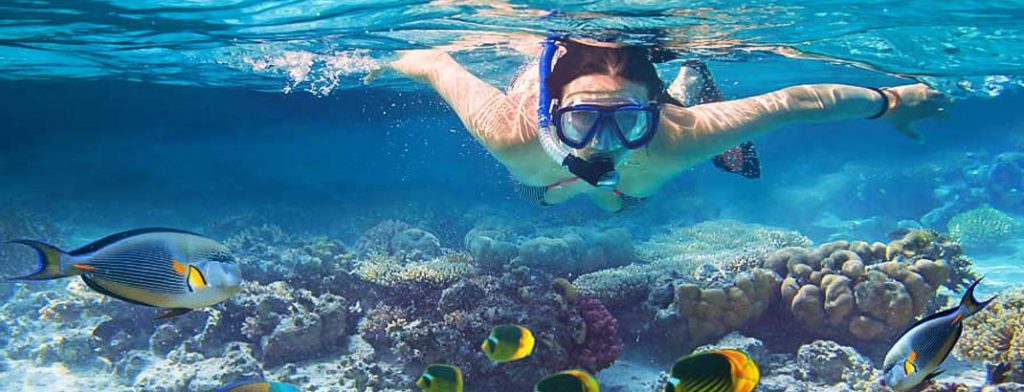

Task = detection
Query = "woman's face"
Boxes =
[560,74,650,163]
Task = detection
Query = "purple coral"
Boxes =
[570,297,623,373]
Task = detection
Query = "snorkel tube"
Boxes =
[537,36,620,190]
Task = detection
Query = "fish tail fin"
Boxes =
[960,277,995,318]
[6,239,75,281]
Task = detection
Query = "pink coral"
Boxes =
[570,297,623,373]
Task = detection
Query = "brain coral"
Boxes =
[765,237,955,342]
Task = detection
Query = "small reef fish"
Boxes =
[416,364,463,392]
[534,369,600,392]
[214,380,300,392]
[481,324,535,363]
[6,228,243,319]
[664,349,760,392]
[882,278,994,391]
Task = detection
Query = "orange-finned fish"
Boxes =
[663,349,759,392]
[6,228,243,319]
[882,279,995,391]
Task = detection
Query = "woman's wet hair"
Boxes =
[547,40,666,102]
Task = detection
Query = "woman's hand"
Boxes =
[882,83,952,141]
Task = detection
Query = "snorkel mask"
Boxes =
[537,36,660,189]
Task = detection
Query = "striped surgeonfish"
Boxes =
[6,227,242,319]
[882,278,994,391]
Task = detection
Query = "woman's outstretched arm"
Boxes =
[650,83,950,168]
[390,50,535,161]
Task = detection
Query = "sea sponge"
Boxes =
[551,278,579,305]
[766,239,952,342]
[569,298,623,373]
[947,206,1023,250]
[955,287,1024,379]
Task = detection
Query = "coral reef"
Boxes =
[353,219,411,257]
[389,228,442,261]
[947,205,1023,251]
[795,340,879,389]
[764,236,955,342]
[354,251,476,288]
[0,215,1012,392]
[569,298,623,373]
[463,224,517,268]
[956,287,1024,383]
[573,263,657,309]
[512,227,635,275]
[357,271,623,390]
[655,268,779,347]
[581,221,803,303]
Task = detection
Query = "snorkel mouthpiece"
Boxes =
[563,155,618,190]
[537,35,620,190]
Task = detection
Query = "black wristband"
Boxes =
[866,87,889,120]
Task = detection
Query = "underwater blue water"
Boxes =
[2,1,1024,391]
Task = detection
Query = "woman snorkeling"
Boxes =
[390,37,950,212]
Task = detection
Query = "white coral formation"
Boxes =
[354,252,476,287]
[637,220,811,268]
[947,205,1023,250]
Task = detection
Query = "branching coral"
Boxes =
[354,252,476,288]
[947,206,1023,250]
[638,220,811,265]
[573,264,657,309]
[955,287,1024,381]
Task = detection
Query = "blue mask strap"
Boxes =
[537,35,561,128]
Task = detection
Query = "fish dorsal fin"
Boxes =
[896,306,960,339]
[69,228,202,256]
